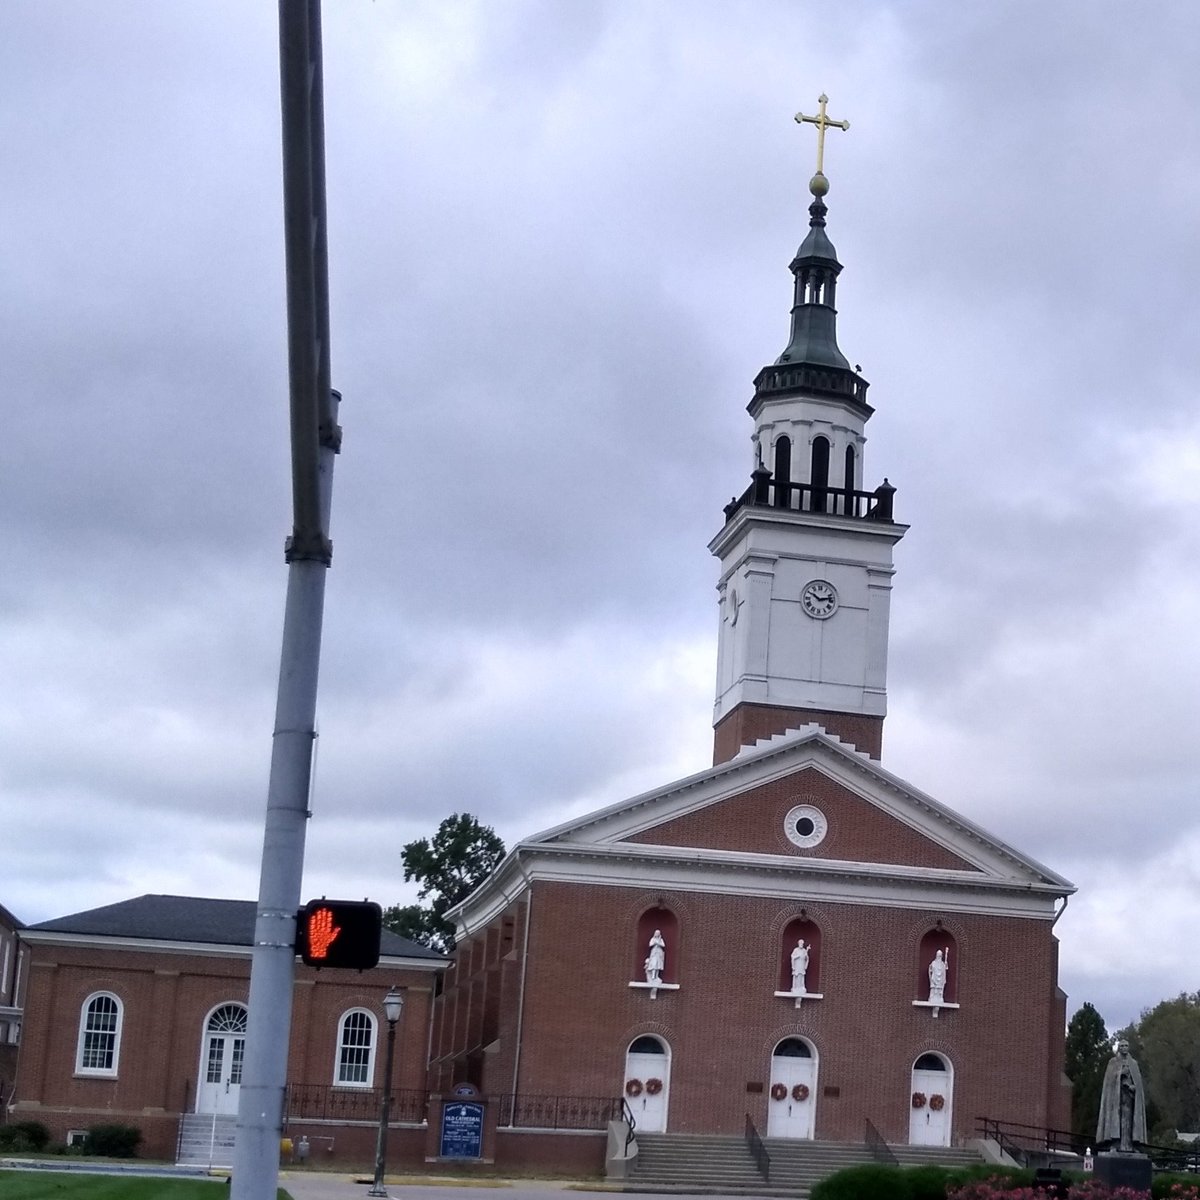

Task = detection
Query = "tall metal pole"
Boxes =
[231,2,338,1197]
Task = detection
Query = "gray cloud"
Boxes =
[2,1,1198,1036]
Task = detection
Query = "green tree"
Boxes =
[383,813,505,954]
[1064,1001,1110,1139]
[1124,993,1200,1140]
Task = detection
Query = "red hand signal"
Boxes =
[306,907,342,959]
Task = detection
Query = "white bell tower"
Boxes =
[710,99,906,765]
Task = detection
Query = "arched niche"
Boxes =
[778,918,822,994]
[634,906,679,985]
[917,929,958,1004]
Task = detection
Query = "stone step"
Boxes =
[176,1114,238,1167]
[630,1131,984,1195]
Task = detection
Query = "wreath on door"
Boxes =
[645,1078,664,1096]
[770,1083,788,1101]
[911,1091,927,1109]
[929,1094,945,1111]
[625,1079,643,1097]
[792,1084,810,1102]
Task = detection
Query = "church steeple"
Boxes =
[709,98,906,766]
[774,189,851,372]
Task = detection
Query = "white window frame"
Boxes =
[333,1008,377,1088]
[75,992,123,1077]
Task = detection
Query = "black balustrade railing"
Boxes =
[864,1116,898,1166]
[744,1113,770,1182]
[496,1093,622,1131]
[724,474,895,524]
[285,1082,427,1125]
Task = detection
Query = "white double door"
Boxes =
[196,1004,247,1116]
[909,1065,952,1146]
[767,1053,816,1139]
[625,1049,670,1132]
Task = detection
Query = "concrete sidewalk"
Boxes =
[277,1177,615,1200]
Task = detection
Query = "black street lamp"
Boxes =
[367,987,405,1198]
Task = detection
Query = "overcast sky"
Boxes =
[3,1,1198,1033]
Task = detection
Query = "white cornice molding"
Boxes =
[18,929,443,972]
[452,839,1065,939]
[708,505,908,561]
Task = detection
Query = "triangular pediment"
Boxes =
[528,724,1071,890]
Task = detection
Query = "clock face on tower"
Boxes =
[801,579,838,619]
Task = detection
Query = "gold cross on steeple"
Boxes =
[794,93,850,178]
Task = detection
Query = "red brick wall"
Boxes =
[494,878,1065,1145]
[625,766,978,872]
[12,940,438,1160]
[429,900,528,1098]
[714,704,884,764]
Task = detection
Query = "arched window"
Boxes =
[773,1037,813,1058]
[773,437,792,508]
[76,992,123,1076]
[810,437,830,513]
[915,1053,949,1072]
[843,445,856,513]
[335,1009,377,1087]
[630,1035,667,1056]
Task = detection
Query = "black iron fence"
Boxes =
[977,1117,1200,1174]
[285,1083,427,1125]
[284,1085,622,1133]
[495,1093,622,1130]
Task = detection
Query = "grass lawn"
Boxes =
[0,1171,292,1199]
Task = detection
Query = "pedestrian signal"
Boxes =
[297,899,382,970]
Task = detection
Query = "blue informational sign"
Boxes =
[440,1101,484,1159]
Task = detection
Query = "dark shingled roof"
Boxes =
[28,894,445,961]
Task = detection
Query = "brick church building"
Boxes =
[430,145,1075,1153]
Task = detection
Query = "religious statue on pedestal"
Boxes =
[1097,1040,1147,1153]
[790,939,810,994]
[644,929,666,985]
[928,949,949,1004]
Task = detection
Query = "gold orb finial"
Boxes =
[809,171,830,198]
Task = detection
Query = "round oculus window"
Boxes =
[784,805,828,849]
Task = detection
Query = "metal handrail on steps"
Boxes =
[864,1116,898,1166]
[745,1113,771,1182]
[622,1097,637,1153]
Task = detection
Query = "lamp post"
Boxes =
[367,987,404,1198]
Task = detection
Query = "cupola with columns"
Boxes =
[709,96,906,765]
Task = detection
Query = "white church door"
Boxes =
[624,1035,670,1133]
[909,1053,953,1146]
[767,1037,817,1139]
[196,1003,248,1116]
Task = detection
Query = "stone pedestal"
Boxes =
[1094,1151,1151,1193]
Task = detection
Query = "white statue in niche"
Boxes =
[644,929,666,984]
[790,939,810,994]
[928,948,949,1004]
